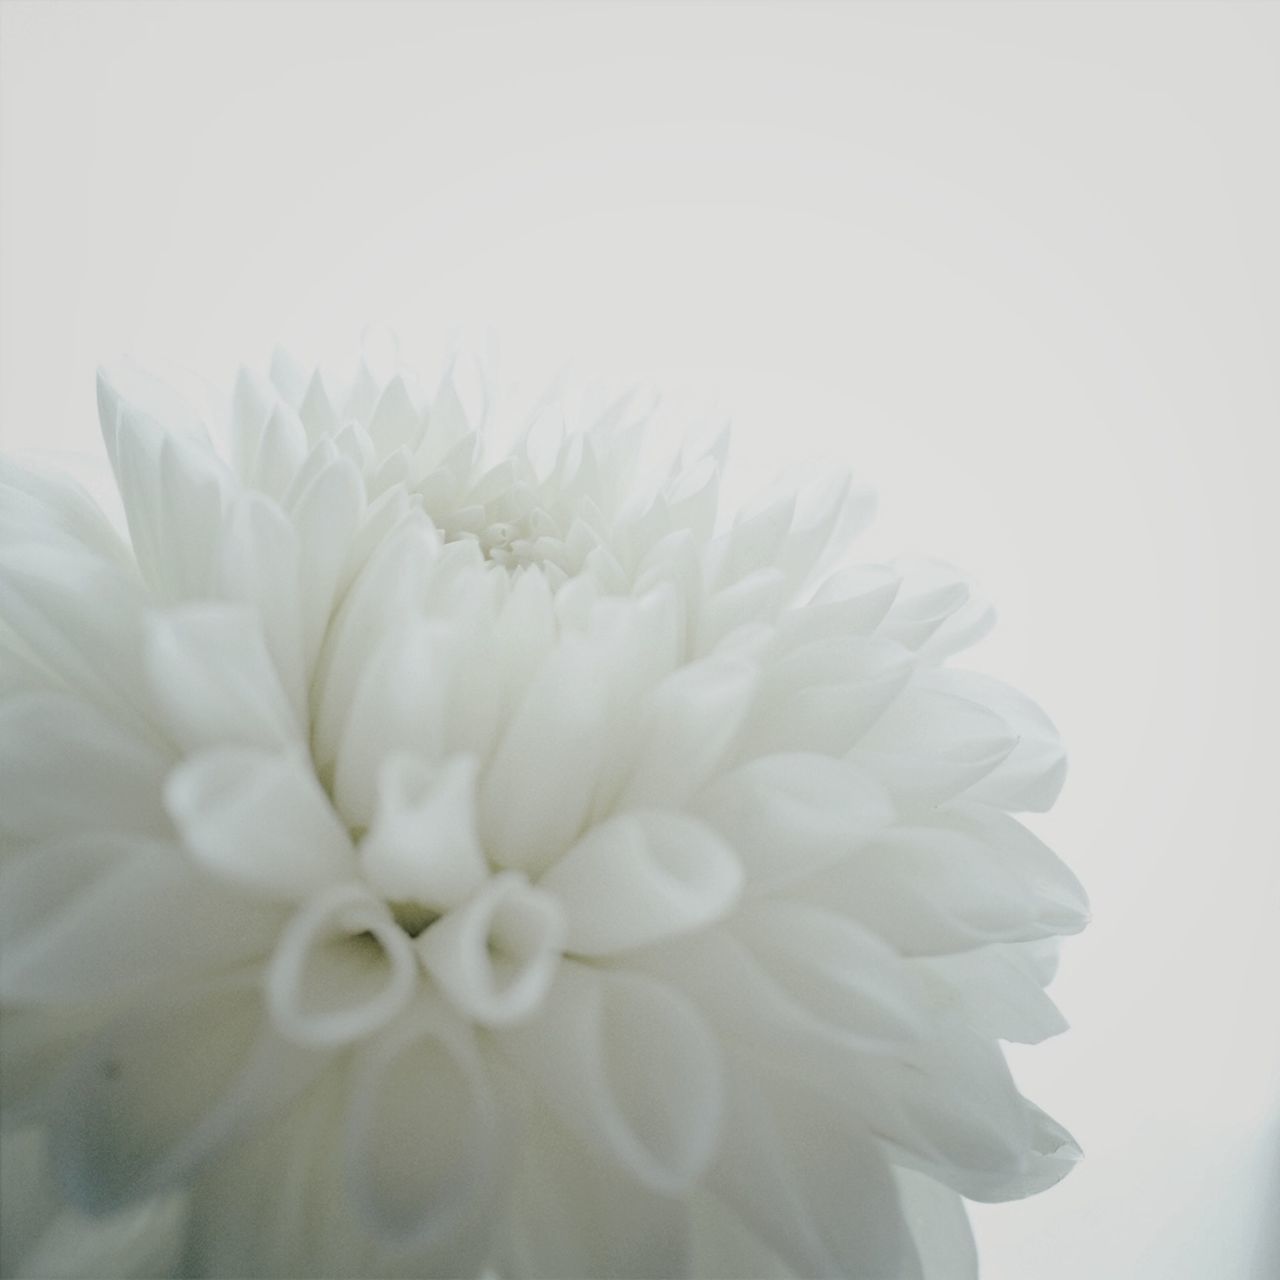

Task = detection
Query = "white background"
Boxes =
[2,3,1278,1276]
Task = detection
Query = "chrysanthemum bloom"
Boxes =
[0,345,1087,1279]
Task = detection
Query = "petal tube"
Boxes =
[359,752,488,912]
[415,872,564,1026]
[541,810,743,955]
[265,882,418,1048]
[494,963,722,1194]
[164,747,355,900]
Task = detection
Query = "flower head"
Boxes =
[0,342,1086,1278]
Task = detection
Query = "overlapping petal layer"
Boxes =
[0,344,1085,1279]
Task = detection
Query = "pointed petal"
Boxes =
[97,372,232,600]
[792,824,1063,955]
[286,453,365,669]
[924,670,1067,811]
[911,945,1070,1045]
[849,684,1017,808]
[213,493,307,724]
[619,656,759,809]
[694,752,894,887]
[366,375,425,457]
[145,603,301,751]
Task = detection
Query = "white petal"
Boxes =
[924,669,1068,811]
[479,637,612,875]
[732,901,930,1047]
[694,752,894,887]
[618,655,759,810]
[1,1127,188,1280]
[332,620,452,829]
[297,369,339,439]
[366,375,425,456]
[808,562,902,630]
[0,456,132,568]
[145,603,301,751]
[953,1100,1081,1202]
[286,453,366,670]
[344,1000,499,1245]
[164,747,354,899]
[0,1006,112,1124]
[416,871,564,1026]
[498,1082,693,1280]
[791,824,1064,955]
[358,753,488,912]
[911,945,1070,1044]
[0,545,154,735]
[941,805,1089,934]
[708,1058,922,1280]
[739,635,913,757]
[97,372,232,601]
[874,559,974,650]
[694,568,789,653]
[850,683,1017,808]
[709,494,795,590]
[632,918,923,1070]
[213,493,307,723]
[312,515,436,775]
[855,1027,1034,1196]
[542,810,742,955]
[894,1165,979,1280]
[0,693,171,843]
[253,403,310,501]
[494,963,722,1193]
[0,838,282,1005]
[265,882,418,1047]
[48,980,321,1213]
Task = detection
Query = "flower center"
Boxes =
[388,900,441,939]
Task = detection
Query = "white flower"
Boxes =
[0,342,1087,1280]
